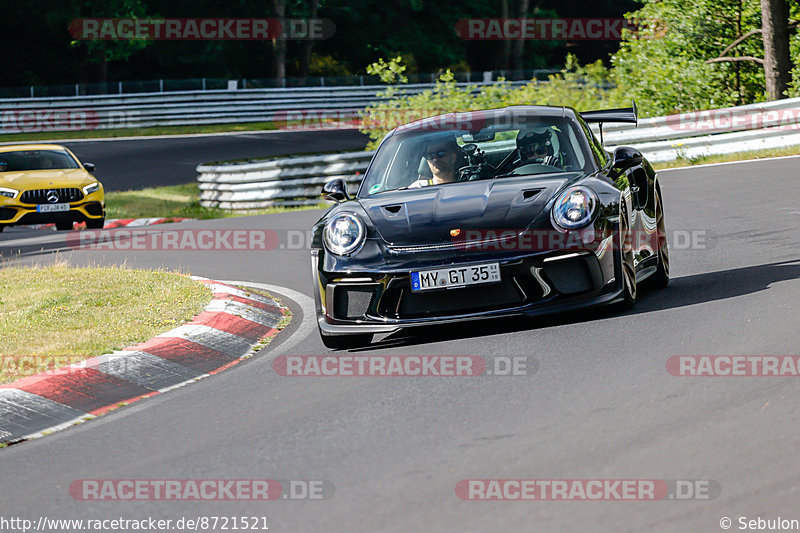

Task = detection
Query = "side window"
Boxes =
[566,126,586,169]
[580,120,609,168]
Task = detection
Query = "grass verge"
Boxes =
[105,183,328,219]
[652,144,800,170]
[0,264,212,383]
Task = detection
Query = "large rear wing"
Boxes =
[580,102,638,144]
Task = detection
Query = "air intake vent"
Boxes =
[333,285,378,319]
[522,189,543,200]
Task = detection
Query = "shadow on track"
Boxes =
[345,260,800,352]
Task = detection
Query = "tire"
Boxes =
[86,217,105,229]
[617,202,637,309]
[0,225,5,233]
[55,220,74,231]
[320,332,373,350]
[649,186,670,289]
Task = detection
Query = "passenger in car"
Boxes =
[408,139,461,188]
[516,127,561,168]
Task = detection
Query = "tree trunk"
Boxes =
[509,0,530,73]
[760,0,790,99]
[501,0,511,71]
[298,0,320,77]
[271,0,287,83]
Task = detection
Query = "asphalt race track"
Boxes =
[5,129,369,191]
[2,156,800,532]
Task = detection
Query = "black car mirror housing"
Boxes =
[322,178,350,202]
[608,146,643,178]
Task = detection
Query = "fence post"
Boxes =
[118,81,123,94]
[202,78,206,91]
[159,79,164,92]
[30,86,34,98]
[75,84,79,96]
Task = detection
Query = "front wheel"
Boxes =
[55,220,73,231]
[617,202,637,309]
[649,186,669,289]
[320,332,373,350]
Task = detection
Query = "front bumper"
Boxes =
[313,242,624,336]
[0,194,105,226]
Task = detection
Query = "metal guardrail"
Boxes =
[0,69,560,99]
[198,96,800,210]
[197,151,374,209]
[0,81,533,134]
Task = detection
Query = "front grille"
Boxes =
[390,278,526,319]
[20,188,84,205]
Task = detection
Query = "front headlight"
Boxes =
[83,182,101,195]
[551,186,598,230]
[0,187,19,199]
[323,213,365,256]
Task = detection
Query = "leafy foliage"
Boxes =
[787,30,800,97]
[366,57,408,84]
[359,54,625,149]
[611,0,766,115]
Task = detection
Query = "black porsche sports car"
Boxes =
[311,104,668,349]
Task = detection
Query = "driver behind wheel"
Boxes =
[408,137,460,188]
[516,127,560,167]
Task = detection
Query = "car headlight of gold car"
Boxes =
[82,183,101,195]
[0,187,19,199]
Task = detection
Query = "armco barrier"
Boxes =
[0,82,530,134]
[197,151,375,209]
[197,96,800,210]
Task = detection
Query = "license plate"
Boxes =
[37,203,70,213]
[410,263,501,292]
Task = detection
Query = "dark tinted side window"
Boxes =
[579,119,609,168]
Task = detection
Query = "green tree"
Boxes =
[68,0,152,84]
[611,0,766,115]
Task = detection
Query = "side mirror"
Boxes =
[608,147,642,178]
[83,162,96,172]
[322,178,350,203]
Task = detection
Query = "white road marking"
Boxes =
[660,154,800,172]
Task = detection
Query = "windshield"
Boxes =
[360,114,590,197]
[0,150,80,172]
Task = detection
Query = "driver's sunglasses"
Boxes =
[424,150,450,160]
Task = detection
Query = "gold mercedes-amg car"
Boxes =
[0,144,105,232]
